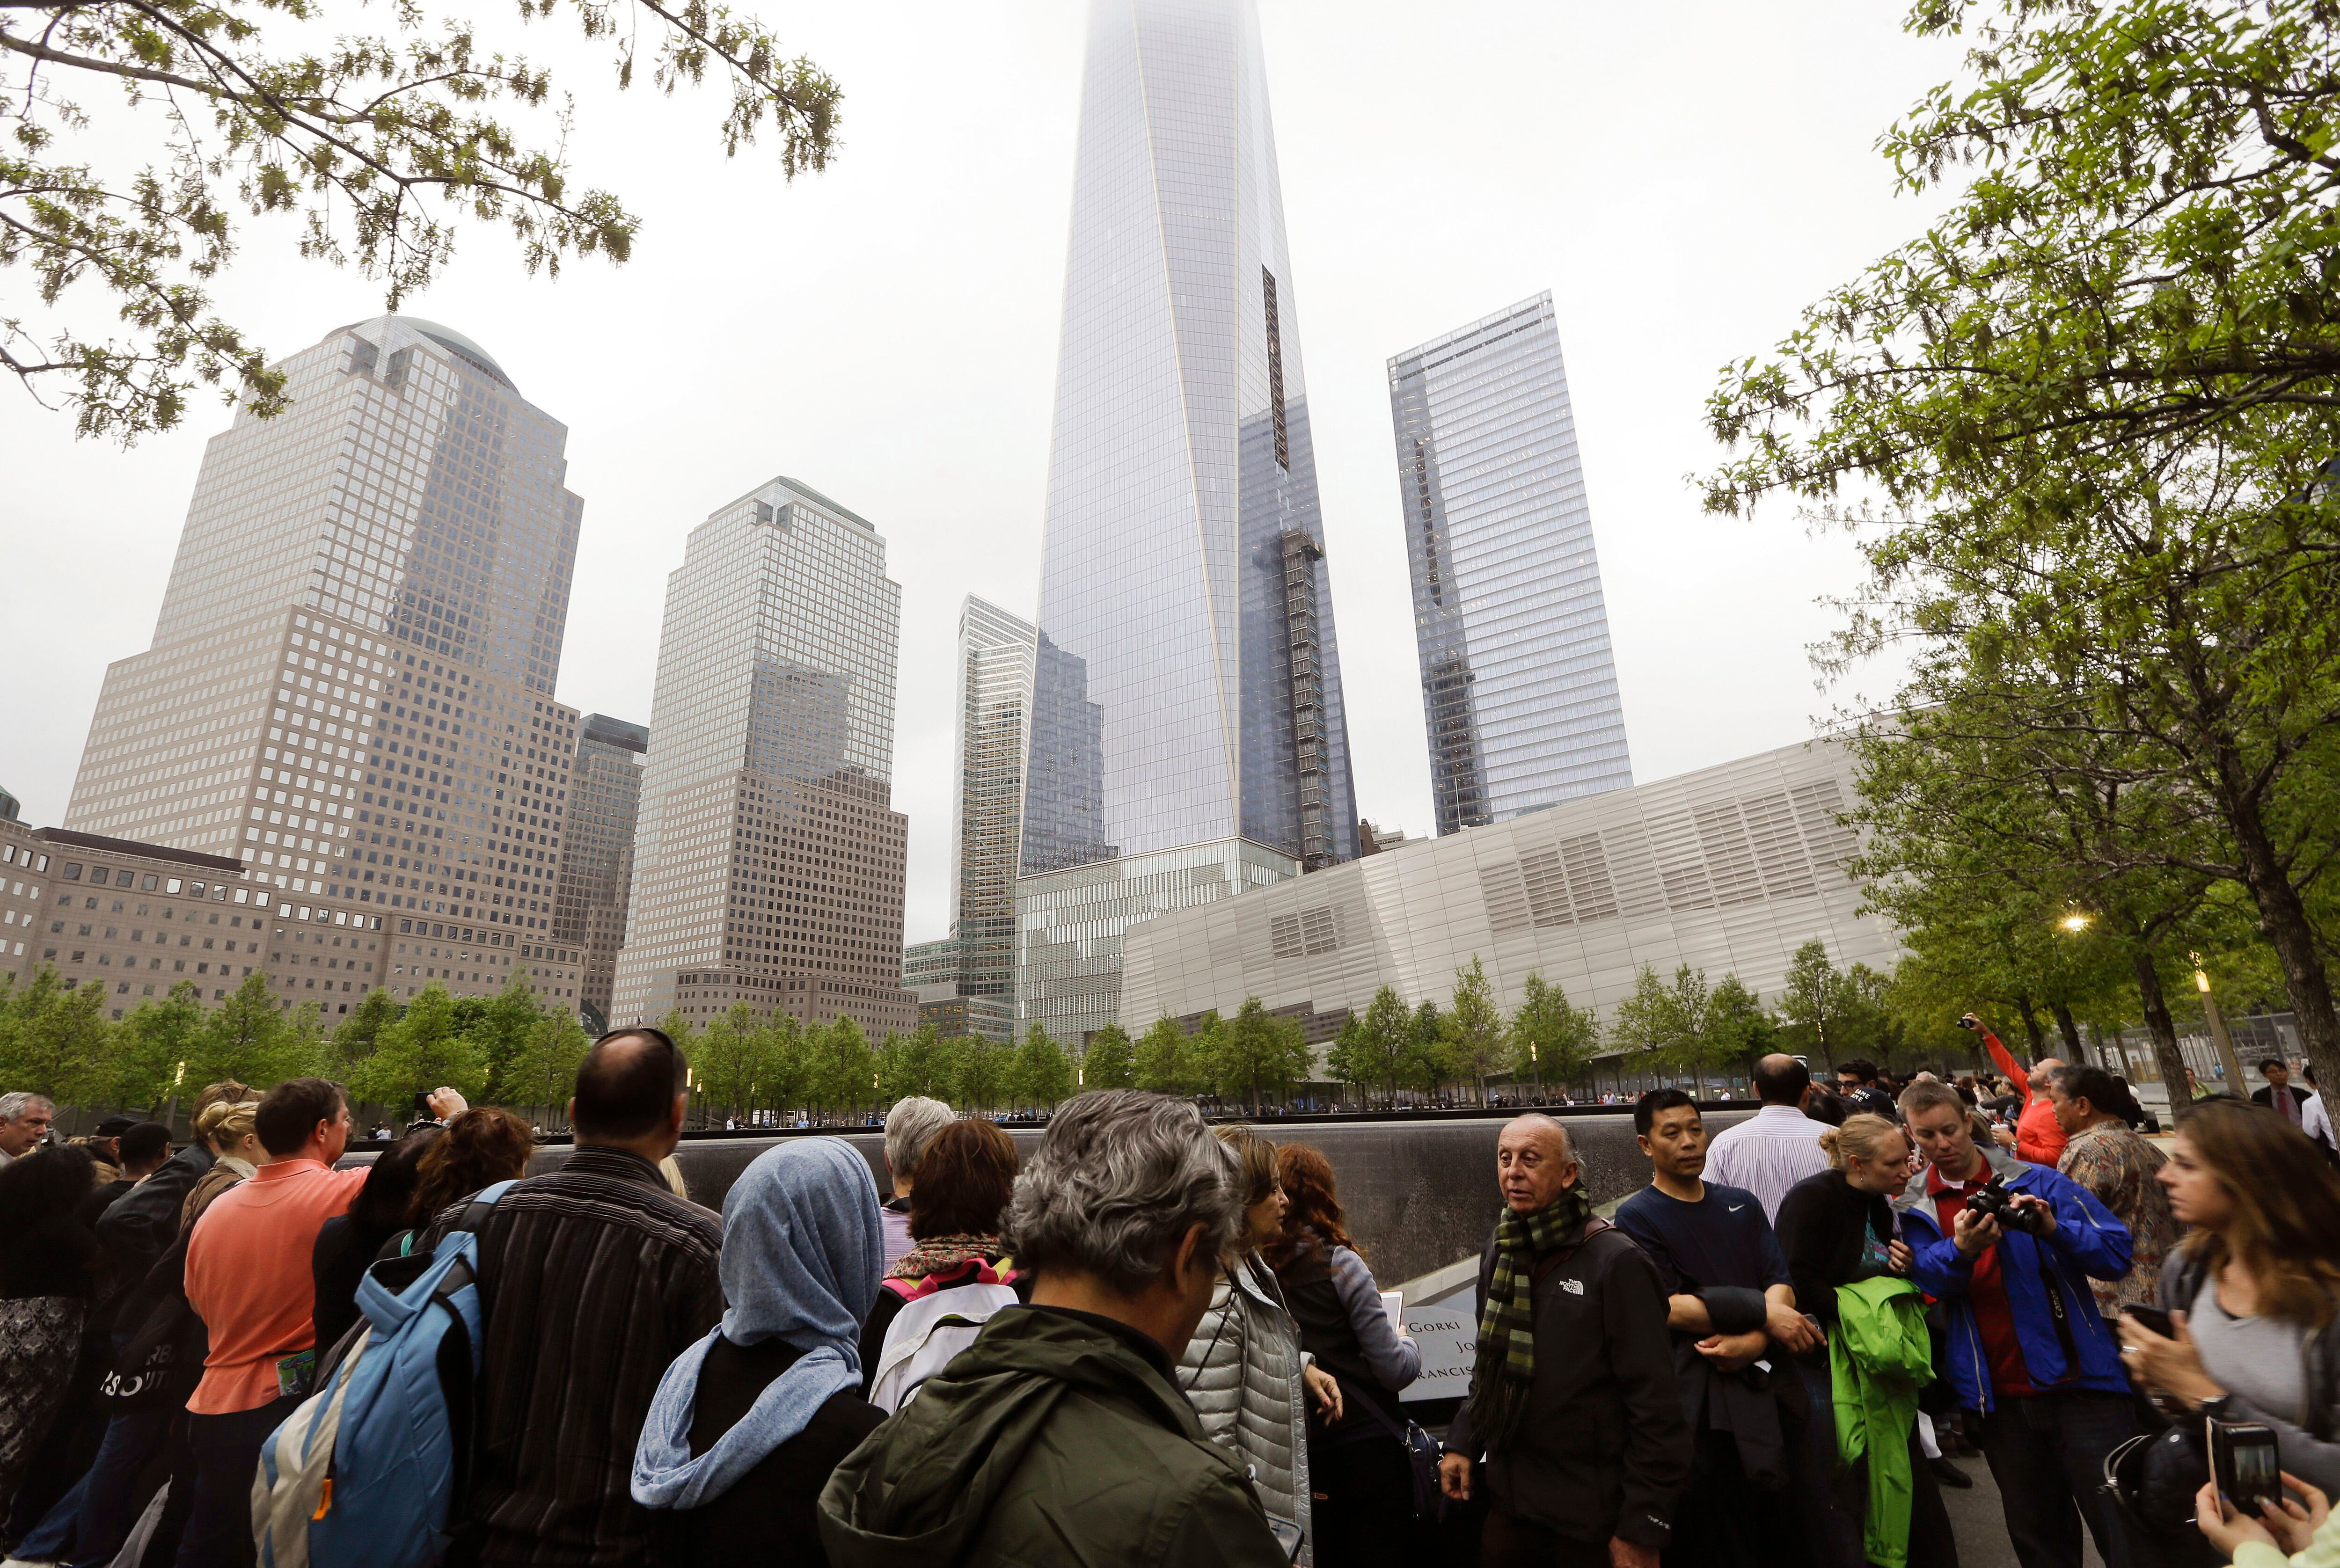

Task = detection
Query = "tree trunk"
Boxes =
[2220,789,2340,1102]
[2050,1000,2086,1062]
[2015,995,2047,1059]
[2131,946,2193,1118]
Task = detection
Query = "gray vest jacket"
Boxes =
[1176,1252,1312,1563]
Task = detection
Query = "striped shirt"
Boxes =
[427,1145,723,1567]
[1702,1105,1832,1224]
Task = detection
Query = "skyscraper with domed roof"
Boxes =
[63,315,590,1019]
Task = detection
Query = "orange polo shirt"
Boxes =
[183,1157,369,1414]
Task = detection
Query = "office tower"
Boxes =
[554,713,648,1033]
[1388,292,1633,835]
[1015,0,1360,1044]
[0,822,248,1005]
[950,597,1036,1002]
[608,478,916,1038]
[64,315,585,1016]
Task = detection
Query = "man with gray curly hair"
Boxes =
[0,1091,55,1165]
[820,1090,1288,1568]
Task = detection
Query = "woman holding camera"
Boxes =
[2121,1098,2340,1495]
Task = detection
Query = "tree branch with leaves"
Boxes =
[2,0,840,439]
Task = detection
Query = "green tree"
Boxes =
[188,970,307,1088]
[4,0,843,440]
[1324,1014,1374,1110]
[878,1024,962,1104]
[1508,972,1600,1096]
[0,970,111,1103]
[284,1000,329,1081]
[1399,999,1448,1099]
[324,988,397,1086]
[468,973,544,1104]
[504,1011,591,1120]
[1133,1015,1196,1097]
[658,1009,700,1057]
[758,1014,814,1122]
[1011,1023,1076,1109]
[1207,998,1312,1113]
[1440,958,1508,1105]
[1079,1022,1135,1091]
[1355,986,1415,1108]
[1609,964,1711,1083]
[955,1032,1011,1113]
[354,984,486,1104]
[108,981,206,1109]
[1777,942,1848,1069]
[1703,0,2340,1094]
[1700,975,1777,1090]
[695,1001,762,1124]
[1849,696,2216,1095]
[808,1016,876,1122]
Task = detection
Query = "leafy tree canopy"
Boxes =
[3,0,841,439]
[1704,0,2340,1091]
[1078,1022,1134,1091]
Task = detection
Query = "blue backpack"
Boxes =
[252,1180,517,1568]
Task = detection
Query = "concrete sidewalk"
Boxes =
[1934,1450,2108,1568]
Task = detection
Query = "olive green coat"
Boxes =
[818,1304,1290,1568]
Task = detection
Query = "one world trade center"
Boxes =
[1014,0,1360,1043]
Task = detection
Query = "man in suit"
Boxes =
[2252,1057,2313,1131]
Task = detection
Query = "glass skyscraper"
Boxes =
[64,315,589,1016]
[608,477,916,1038]
[1389,292,1633,835]
[1014,0,1361,1043]
[950,597,1036,1006]
[554,712,648,1034]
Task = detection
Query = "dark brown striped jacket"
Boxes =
[426,1145,723,1566]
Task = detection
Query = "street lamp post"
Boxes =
[2192,954,2249,1099]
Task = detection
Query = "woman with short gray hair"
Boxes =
[879,1096,955,1268]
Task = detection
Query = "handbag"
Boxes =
[1347,1387,1446,1522]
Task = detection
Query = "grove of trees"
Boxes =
[1704,0,2340,1093]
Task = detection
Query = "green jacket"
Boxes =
[1830,1276,1934,1568]
[819,1304,1290,1568]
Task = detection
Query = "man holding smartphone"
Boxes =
[1894,1080,2139,1568]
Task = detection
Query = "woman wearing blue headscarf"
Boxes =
[634,1138,887,1565]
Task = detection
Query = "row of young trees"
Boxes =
[0,965,592,1118]
[672,996,1323,1124]
[0,946,2019,1125]
[1314,947,1906,1108]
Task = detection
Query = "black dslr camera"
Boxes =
[1962,1173,2050,1237]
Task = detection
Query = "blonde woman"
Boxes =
[1774,1115,1953,1568]
[181,1100,263,1231]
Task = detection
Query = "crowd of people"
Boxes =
[0,1024,2332,1568]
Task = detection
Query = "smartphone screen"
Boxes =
[2211,1421,2282,1511]
[2122,1305,2176,1339]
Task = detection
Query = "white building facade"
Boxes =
[1120,738,1900,1055]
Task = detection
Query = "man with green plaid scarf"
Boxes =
[1440,1115,1691,1568]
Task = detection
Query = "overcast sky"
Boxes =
[2,1,1963,945]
